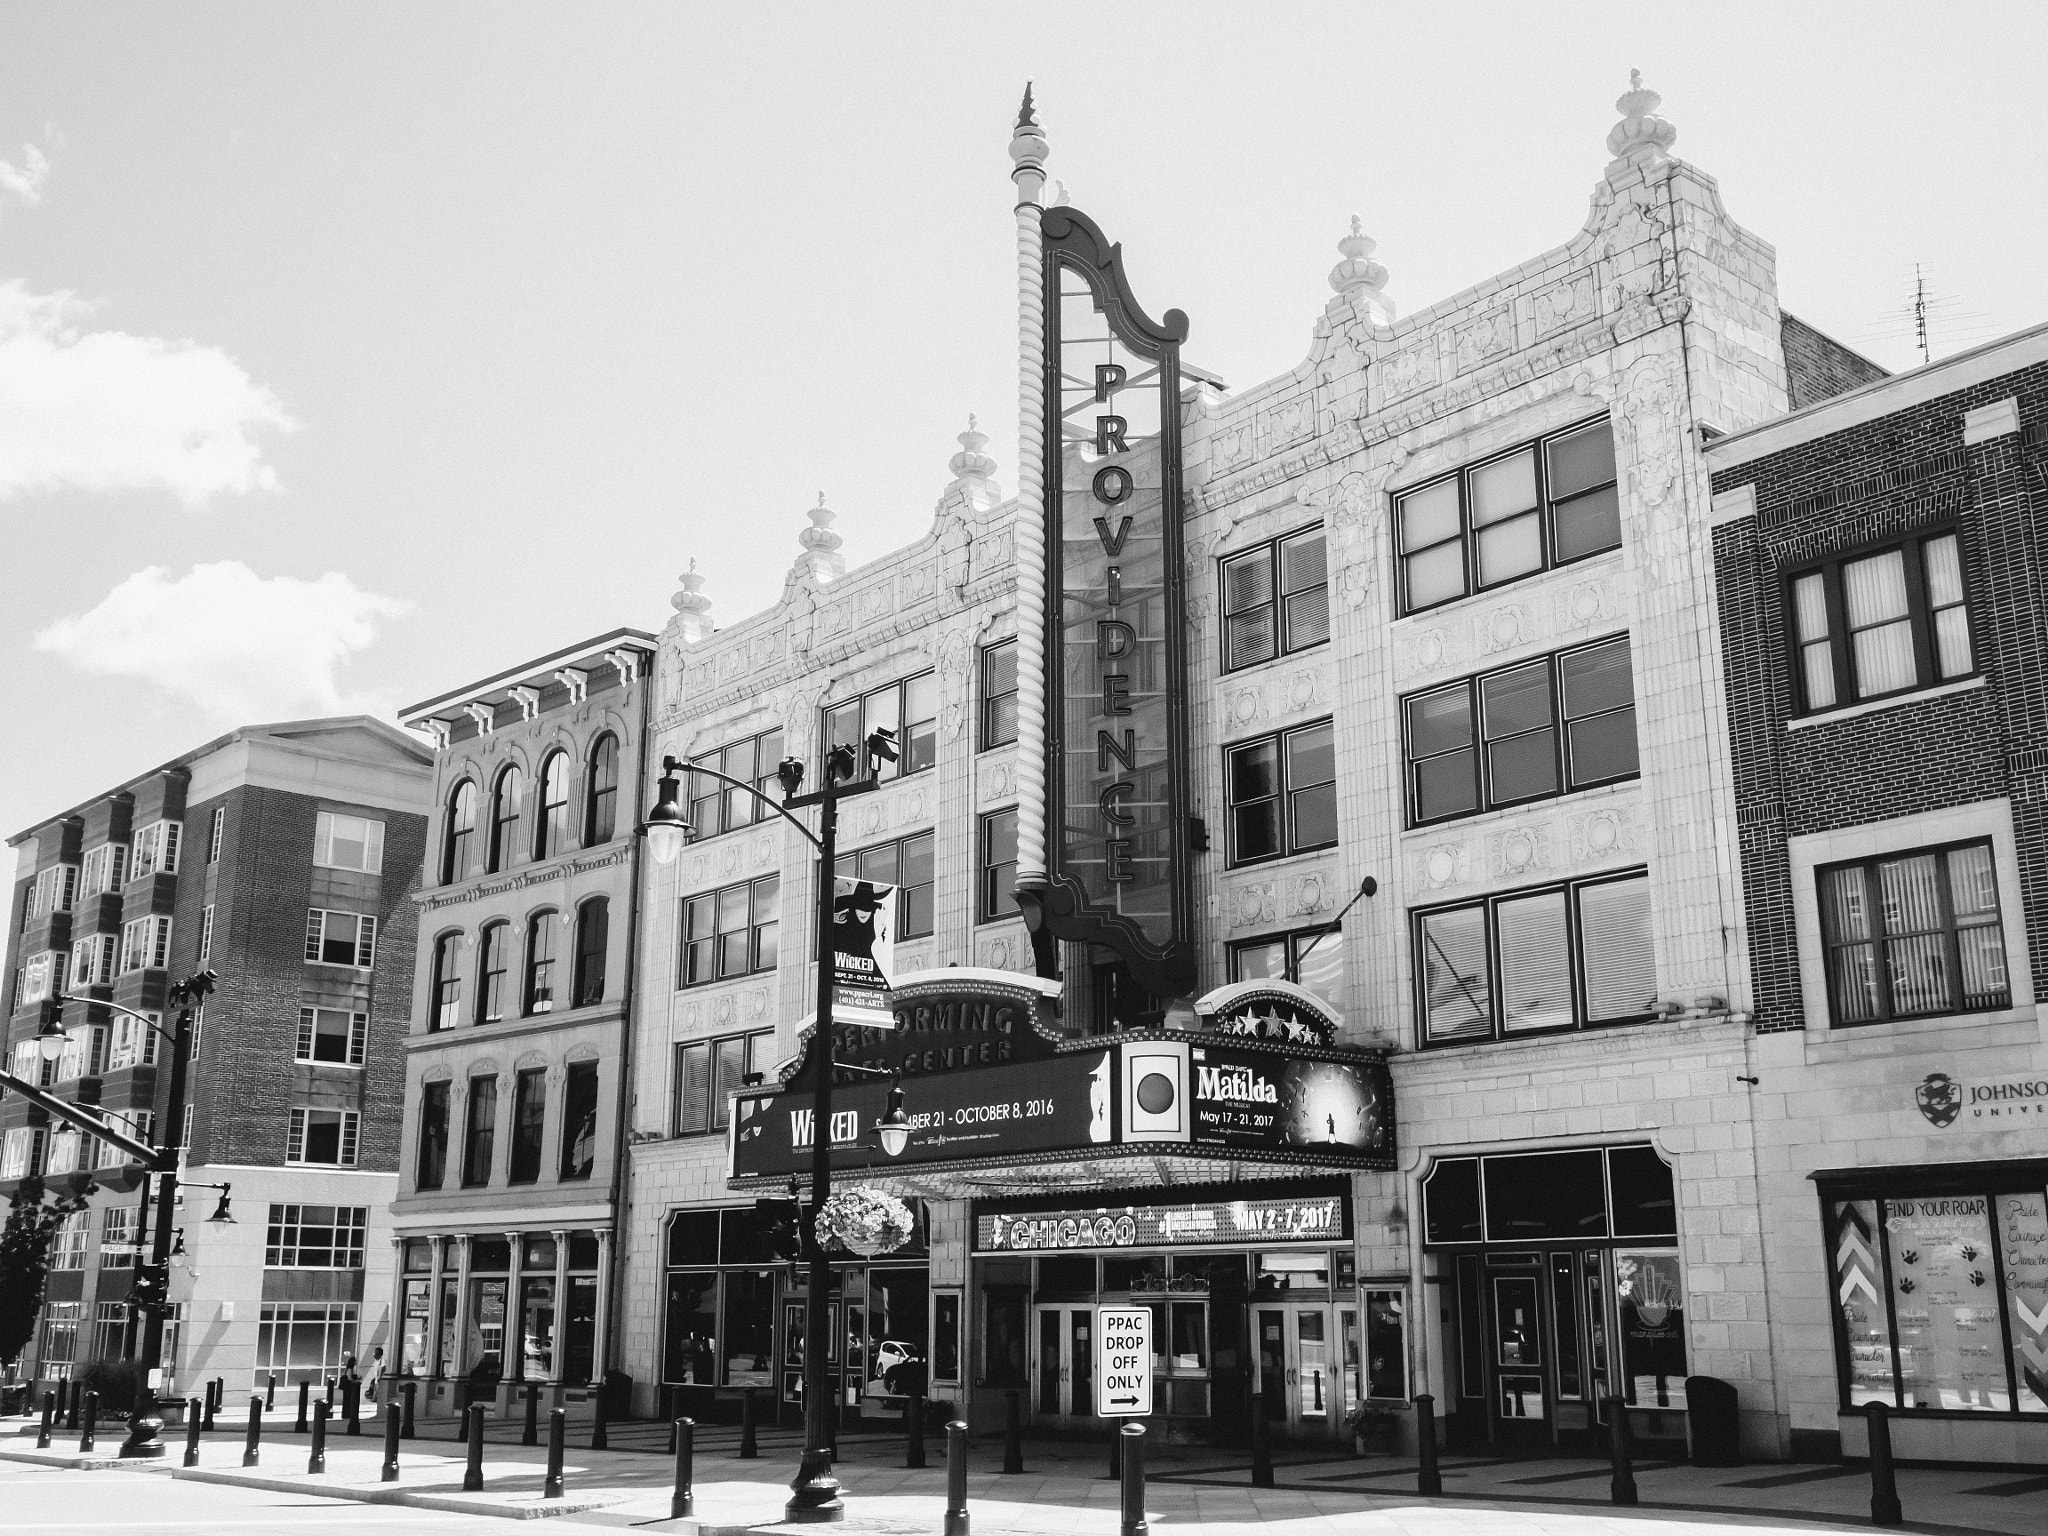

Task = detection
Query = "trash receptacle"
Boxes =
[602,1369,633,1420]
[1686,1375,1741,1466]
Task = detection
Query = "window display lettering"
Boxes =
[1614,1250,1687,1409]
[1996,1193,2048,1413]
[1886,1195,2006,1411]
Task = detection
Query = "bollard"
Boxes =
[183,1399,203,1467]
[266,1372,277,1411]
[202,1380,217,1432]
[36,1391,54,1449]
[906,1392,926,1469]
[1603,1396,1637,1507]
[997,1388,1021,1475]
[244,1397,262,1467]
[401,1380,417,1440]
[590,1380,608,1450]
[944,1419,970,1536]
[381,1399,401,1482]
[1866,1402,1903,1527]
[523,1383,540,1447]
[295,1380,310,1434]
[344,1375,361,1436]
[78,1391,98,1454]
[669,1416,694,1517]
[1414,1393,1442,1496]
[308,1401,329,1475]
[545,1409,567,1501]
[462,1403,486,1493]
[1119,1423,1148,1536]
[1250,1389,1274,1488]
[737,1385,756,1459]
[325,1376,335,1408]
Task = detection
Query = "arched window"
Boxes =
[535,751,570,860]
[574,897,609,1008]
[524,911,557,1015]
[477,921,510,1024]
[585,733,620,846]
[489,765,524,873]
[443,781,477,884]
[431,932,466,1031]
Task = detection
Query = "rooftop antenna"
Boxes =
[1911,264,1930,367]
[1857,265,1994,368]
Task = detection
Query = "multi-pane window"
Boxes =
[21,950,66,1002]
[689,727,787,840]
[585,733,620,845]
[80,842,127,898]
[107,1018,159,1072]
[198,904,214,963]
[207,806,225,864]
[674,1030,775,1136]
[92,1111,150,1170]
[1225,719,1337,866]
[1229,926,1344,1012]
[525,912,557,1015]
[256,1303,358,1388]
[680,876,780,986]
[1789,530,1975,714]
[296,1007,367,1065]
[477,921,509,1023]
[559,1060,599,1180]
[463,1076,497,1185]
[981,641,1019,749]
[287,1108,360,1166]
[1397,418,1620,614]
[416,1081,450,1190]
[430,933,465,1030]
[101,1204,138,1266]
[28,863,78,919]
[535,752,571,859]
[305,909,377,968]
[48,1210,88,1271]
[509,1068,547,1184]
[574,898,609,1007]
[489,765,524,872]
[1221,526,1330,671]
[0,1127,43,1179]
[823,672,938,782]
[835,832,935,940]
[444,781,477,884]
[1404,636,1637,825]
[1819,840,2011,1026]
[265,1204,368,1267]
[314,811,385,873]
[71,933,116,988]
[979,807,1019,922]
[1416,869,1657,1046]
[119,916,173,973]
[130,820,182,881]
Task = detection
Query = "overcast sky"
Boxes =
[3,1,2045,919]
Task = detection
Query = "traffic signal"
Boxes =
[96,1159,148,1193]
[754,1198,802,1262]
[129,1265,169,1310]
[865,724,898,765]
[39,998,64,1028]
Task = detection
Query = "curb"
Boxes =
[166,1465,627,1521]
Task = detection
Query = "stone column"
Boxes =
[425,1235,447,1378]
[549,1229,569,1385]
[593,1228,614,1383]
[1009,88,1050,885]
[506,1231,525,1386]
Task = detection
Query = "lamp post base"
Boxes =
[785,1450,844,1523]
[119,1397,166,1459]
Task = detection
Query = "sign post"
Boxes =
[1095,1308,1152,1418]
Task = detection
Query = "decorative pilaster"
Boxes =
[593,1229,614,1381]
[448,1234,472,1383]
[549,1229,569,1384]
[426,1236,447,1376]
[1009,85,1050,885]
[506,1231,525,1382]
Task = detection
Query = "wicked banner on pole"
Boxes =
[831,877,896,1030]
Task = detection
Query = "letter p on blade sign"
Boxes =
[1094,1306,1153,1417]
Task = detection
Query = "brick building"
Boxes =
[1707,323,2048,1464]
[2,718,430,1395]
[390,630,656,1423]
[609,78,1905,1461]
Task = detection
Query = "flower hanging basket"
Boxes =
[814,1188,916,1257]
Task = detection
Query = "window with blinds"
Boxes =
[314,811,385,873]
[1416,869,1657,1046]
[1787,530,1976,714]
[1220,526,1330,672]
[1818,839,2010,1026]
[674,1029,774,1137]
[981,640,1019,748]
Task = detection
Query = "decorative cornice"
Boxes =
[413,843,635,911]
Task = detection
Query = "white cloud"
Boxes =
[33,562,411,722]
[0,280,296,508]
[0,143,50,206]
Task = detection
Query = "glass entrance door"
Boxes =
[1254,1305,1342,1437]
[1032,1306,1095,1425]
[1490,1273,1548,1445]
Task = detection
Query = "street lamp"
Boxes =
[642,734,893,1523]
[875,1082,911,1159]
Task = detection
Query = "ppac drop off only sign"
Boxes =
[1095,1306,1152,1416]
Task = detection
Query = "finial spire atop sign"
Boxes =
[1606,68,1677,168]
[1009,82,1049,199]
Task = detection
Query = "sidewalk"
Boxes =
[4,1413,2044,1535]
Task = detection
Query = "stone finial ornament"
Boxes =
[670,557,714,643]
[1009,82,1048,193]
[1606,68,1677,165]
[948,414,998,487]
[1328,216,1395,324]
[791,492,847,586]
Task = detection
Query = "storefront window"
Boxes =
[436,1276,458,1377]
[1365,1288,1407,1399]
[520,1277,555,1380]
[665,1272,718,1384]
[722,1270,776,1386]
[933,1293,962,1384]
[400,1279,432,1375]
[562,1276,598,1386]
[1168,1301,1208,1369]
[1103,1255,1167,1292]
[1257,1251,1331,1290]
[466,1278,508,1384]
[1614,1250,1686,1409]
[1997,1192,2048,1413]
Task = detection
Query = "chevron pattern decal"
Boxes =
[1833,1200,1882,1308]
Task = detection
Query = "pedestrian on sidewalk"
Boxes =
[361,1347,385,1406]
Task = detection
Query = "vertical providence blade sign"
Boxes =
[1015,204,1199,1000]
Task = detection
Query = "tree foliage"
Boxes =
[0,1175,90,1368]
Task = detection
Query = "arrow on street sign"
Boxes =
[1094,1306,1153,1418]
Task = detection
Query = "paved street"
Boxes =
[6,1416,2044,1536]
